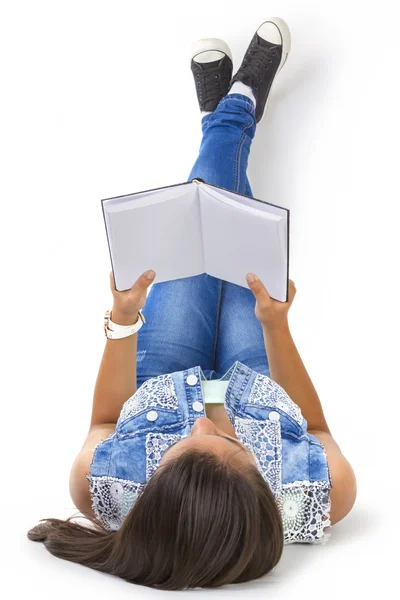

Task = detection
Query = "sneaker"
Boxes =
[228,17,291,123]
[191,38,233,112]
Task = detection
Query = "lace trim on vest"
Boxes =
[89,476,331,544]
[118,374,178,424]
[88,431,185,531]
[146,432,184,479]
[279,481,332,545]
[234,417,282,497]
[247,374,304,425]
[88,476,145,531]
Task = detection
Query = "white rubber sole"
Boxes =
[190,38,233,63]
[256,16,292,122]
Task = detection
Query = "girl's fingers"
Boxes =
[246,273,271,299]
[109,270,155,292]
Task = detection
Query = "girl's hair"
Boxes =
[28,448,284,590]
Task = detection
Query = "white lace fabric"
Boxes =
[88,473,331,544]
[248,374,305,426]
[118,375,178,424]
[279,481,332,544]
[88,475,145,532]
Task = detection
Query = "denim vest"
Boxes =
[88,360,333,545]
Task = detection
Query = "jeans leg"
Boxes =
[215,280,271,378]
[194,97,269,378]
[199,102,254,198]
[188,93,256,194]
[137,94,261,388]
[137,274,222,388]
[244,177,253,197]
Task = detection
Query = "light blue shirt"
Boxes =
[201,379,229,403]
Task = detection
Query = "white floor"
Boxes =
[1,0,399,597]
[5,493,394,598]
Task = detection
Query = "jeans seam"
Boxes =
[212,279,223,369]
[234,118,254,191]
[234,132,246,191]
[201,97,255,192]
[105,435,115,476]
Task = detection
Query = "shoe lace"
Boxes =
[243,44,280,85]
[196,63,227,104]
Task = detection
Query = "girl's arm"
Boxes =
[88,270,156,430]
[246,274,330,432]
[90,309,140,428]
[262,322,330,433]
[246,274,357,526]
[69,270,156,515]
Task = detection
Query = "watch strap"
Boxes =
[104,310,146,339]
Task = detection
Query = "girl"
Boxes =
[28,17,357,591]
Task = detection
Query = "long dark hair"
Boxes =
[28,448,284,590]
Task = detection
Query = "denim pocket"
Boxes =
[243,403,305,441]
[117,374,181,428]
[117,408,184,438]
[241,373,307,439]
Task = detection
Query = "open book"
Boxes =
[101,178,290,302]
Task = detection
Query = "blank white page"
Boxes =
[105,184,204,291]
[202,182,288,218]
[199,187,287,301]
[200,185,282,221]
[103,183,193,213]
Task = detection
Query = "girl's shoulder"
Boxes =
[306,429,357,527]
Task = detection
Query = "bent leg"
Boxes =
[188,93,256,194]
[137,94,258,387]
[137,274,222,388]
[190,96,268,377]
[214,281,270,378]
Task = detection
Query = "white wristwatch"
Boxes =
[104,309,146,339]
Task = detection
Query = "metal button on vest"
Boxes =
[186,374,198,386]
[269,411,280,421]
[146,410,158,422]
[192,401,204,412]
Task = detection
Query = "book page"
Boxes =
[103,183,193,212]
[104,184,204,290]
[199,187,288,301]
[203,182,288,218]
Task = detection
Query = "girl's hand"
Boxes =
[109,269,156,324]
[246,273,296,330]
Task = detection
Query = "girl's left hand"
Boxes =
[109,269,156,323]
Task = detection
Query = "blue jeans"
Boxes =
[137,94,270,385]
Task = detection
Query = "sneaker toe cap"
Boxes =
[257,21,283,45]
[193,50,227,64]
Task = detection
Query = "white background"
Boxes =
[1,0,399,597]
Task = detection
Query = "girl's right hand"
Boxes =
[110,269,156,323]
[246,273,296,329]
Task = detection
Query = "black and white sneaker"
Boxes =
[191,38,233,112]
[228,17,291,123]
